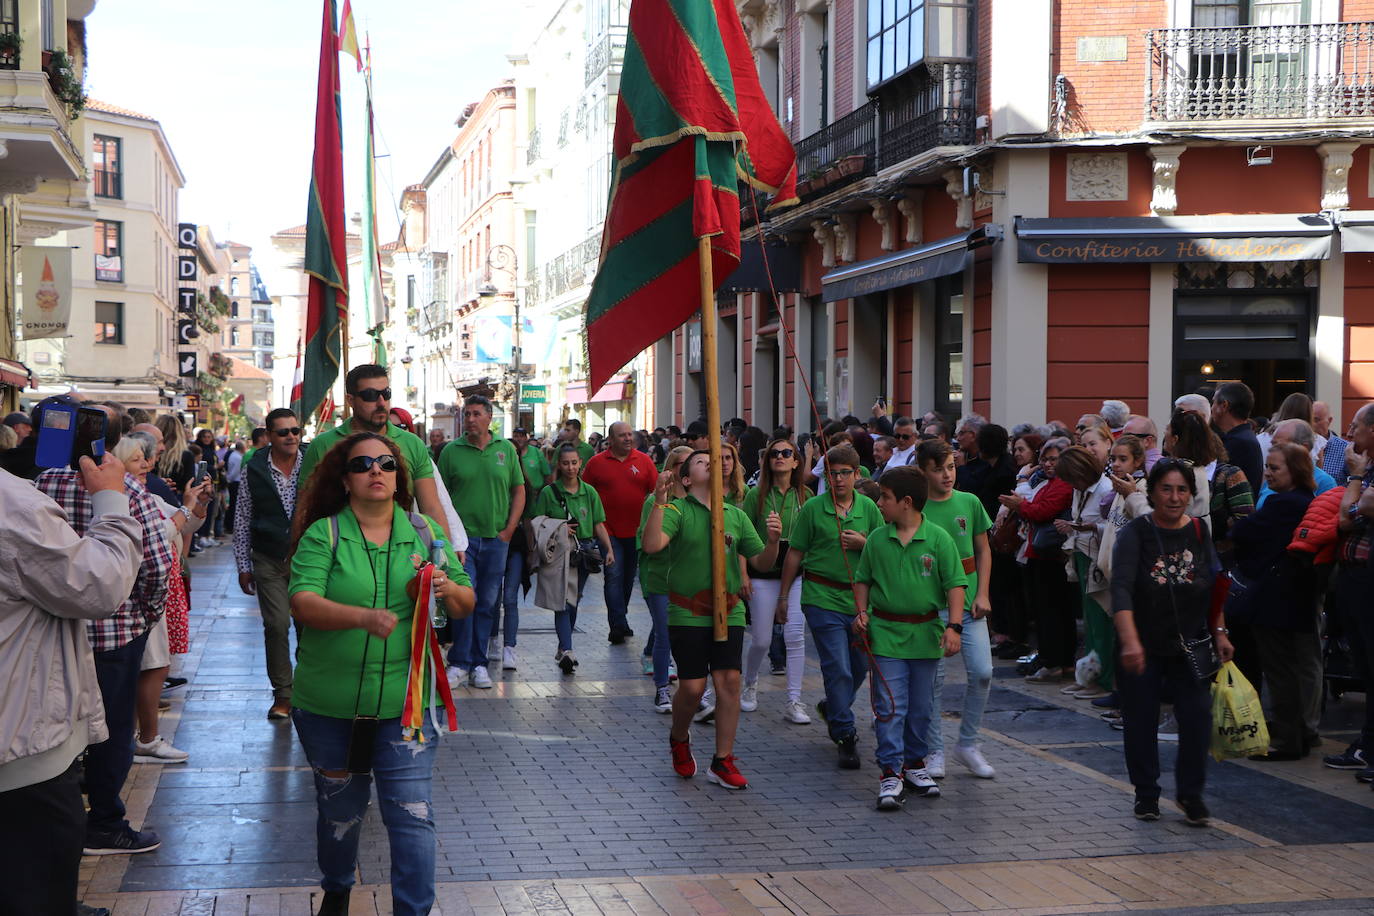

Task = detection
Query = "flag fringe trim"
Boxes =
[618,125,794,203]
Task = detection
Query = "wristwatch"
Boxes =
[1349,476,1364,484]
[946,622,963,634]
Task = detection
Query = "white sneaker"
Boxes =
[470,666,493,689]
[740,682,759,712]
[877,773,905,810]
[901,765,940,797]
[134,736,188,764]
[693,698,716,723]
[926,750,946,778]
[783,700,812,724]
[502,646,518,670]
[654,686,673,713]
[446,665,468,686]
[1060,682,1085,695]
[952,744,996,778]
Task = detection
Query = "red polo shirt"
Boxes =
[582,448,658,537]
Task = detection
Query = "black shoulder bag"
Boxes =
[552,485,602,574]
[1150,517,1217,683]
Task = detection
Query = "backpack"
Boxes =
[328,511,438,559]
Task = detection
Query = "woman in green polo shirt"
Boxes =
[531,444,614,674]
[288,432,474,916]
[639,445,694,710]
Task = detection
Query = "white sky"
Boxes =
[86,0,522,270]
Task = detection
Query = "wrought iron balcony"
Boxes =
[526,127,541,166]
[795,100,878,184]
[877,61,975,169]
[1147,21,1374,122]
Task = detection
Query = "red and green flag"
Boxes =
[583,0,796,391]
[296,0,350,422]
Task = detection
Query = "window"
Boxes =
[866,0,972,90]
[95,302,123,344]
[94,220,122,282]
[819,9,830,127]
[524,211,537,278]
[933,276,964,420]
[407,275,416,310]
[230,276,240,295]
[230,326,240,346]
[93,136,122,199]
[40,0,52,50]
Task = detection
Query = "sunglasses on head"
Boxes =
[346,454,399,474]
[352,387,392,403]
[768,448,795,459]
[273,426,302,437]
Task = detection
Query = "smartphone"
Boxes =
[192,460,209,485]
[346,716,380,774]
[36,400,109,471]
[70,408,108,471]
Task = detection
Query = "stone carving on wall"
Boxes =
[811,219,836,268]
[1149,145,1186,216]
[1319,141,1359,211]
[942,170,972,230]
[868,199,895,251]
[1066,152,1127,201]
[896,190,924,245]
[832,214,857,263]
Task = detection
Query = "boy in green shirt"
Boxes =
[778,443,884,769]
[854,465,967,811]
[641,449,781,790]
[916,439,997,780]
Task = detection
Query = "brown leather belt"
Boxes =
[804,570,854,591]
[961,555,976,574]
[668,590,742,617]
[870,609,939,624]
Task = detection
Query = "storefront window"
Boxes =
[933,276,963,419]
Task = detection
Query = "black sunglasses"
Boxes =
[272,426,302,437]
[894,432,915,440]
[352,387,392,403]
[346,454,399,474]
[768,448,795,459]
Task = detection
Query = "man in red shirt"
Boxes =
[582,421,658,643]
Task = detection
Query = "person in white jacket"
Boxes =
[0,454,143,916]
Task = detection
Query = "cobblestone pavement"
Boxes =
[80,543,1374,913]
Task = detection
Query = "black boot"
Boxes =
[836,733,861,769]
[316,889,350,916]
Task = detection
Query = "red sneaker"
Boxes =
[707,754,748,790]
[670,735,696,778]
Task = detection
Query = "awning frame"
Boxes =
[820,224,1001,303]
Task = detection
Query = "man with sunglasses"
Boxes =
[234,408,306,721]
[583,421,659,644]
[297,365,450,543]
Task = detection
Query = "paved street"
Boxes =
[80,543,1374,914]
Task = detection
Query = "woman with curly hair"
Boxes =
[288,432,474,916]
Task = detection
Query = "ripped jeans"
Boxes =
[292,708,439,916]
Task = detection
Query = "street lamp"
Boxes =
[479,244,521,434]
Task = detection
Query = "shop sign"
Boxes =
[1018,235,1331,263]
[521,384,548,404]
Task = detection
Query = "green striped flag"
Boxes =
[297,0,349,422]
[583,0,796,392]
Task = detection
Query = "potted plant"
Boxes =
[45,49,85,119]
[836,154,867,177]
[0,31,21,68]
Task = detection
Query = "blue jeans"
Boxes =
[643,591,672,687]
[929,608,993,754]
[555,565,591,652]
[871,655,939,772]
[292,708,439,916]
[86,629,149,835]
[802,604,868,741]
[603,536,638,634]
[448,536,509,669]
[500,542,523,648]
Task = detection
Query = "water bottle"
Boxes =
[429,539,448,629]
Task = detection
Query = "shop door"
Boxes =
[1173,290,1313,418]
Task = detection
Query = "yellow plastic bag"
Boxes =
[1210,661,1269,761]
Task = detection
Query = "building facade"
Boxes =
[1,0,101,410]
[649,0,1374,432]
[218,240,274,371]
[21,99,198,413]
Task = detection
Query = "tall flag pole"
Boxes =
[583,0,796,639]
[362,36,387,366]
[300,0,350,425]
[289,333,305,418]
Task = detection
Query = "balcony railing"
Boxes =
[1147,21,1374,122]
[526,127,541,166]
[0,3,17,72]
[795,100,878,182]
[877,61,976,169]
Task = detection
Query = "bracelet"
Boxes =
[1213,626,1230,635]
[654,502,671,509]
[177,505,192,519]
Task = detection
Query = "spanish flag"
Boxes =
[339,0,362,72]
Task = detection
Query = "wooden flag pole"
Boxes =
[696,236,729,642]
[340,308,351,422]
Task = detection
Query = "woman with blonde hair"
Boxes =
[639,445,694,710]
[720,441,748,507]
[154,414,195,489]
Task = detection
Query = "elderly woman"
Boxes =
[289,432,474,916]
[1229,442,1317,761]
[1111,459,1232,827]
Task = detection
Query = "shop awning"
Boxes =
[1015,215,1333,263]
[820,225,1002,303]
[1337,211,1374,252]
[0,358,32,390]
[722,241,802,293]
[566,376,631,404]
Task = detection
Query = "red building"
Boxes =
[650,0,1374,431]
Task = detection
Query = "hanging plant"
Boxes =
[46,49,86,119]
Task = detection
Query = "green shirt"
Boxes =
[659,495,765,627]
[243,447,258,464]
[788,492,884,614]
[571,440,594,467]
[436,435,525,538]
[920,490,991,612]
[743,484,810,574]
[298,420,435,496]
[637,494,669,594]
[518,447,553,520]
[532,480,606,539]
[856,520,967,659]
[288,506,466,719]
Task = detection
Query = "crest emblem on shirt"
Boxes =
[921,554,934,576]
[956,516,968,535]
[496,451,507,465]
[630,465,640,475]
